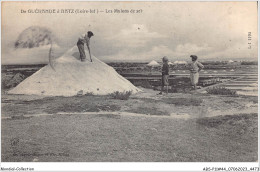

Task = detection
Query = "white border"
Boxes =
[0,0,259,172]
[1,162,259,171]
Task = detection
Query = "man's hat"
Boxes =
[190,55,198,60]
[162,56,168,62]
[87,31,94,36]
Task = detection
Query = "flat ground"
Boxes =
[1,88,258,162]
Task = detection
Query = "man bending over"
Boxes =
[77,31,94,62]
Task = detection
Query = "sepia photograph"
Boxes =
[1,1,258,171]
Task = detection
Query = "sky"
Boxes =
[1,1,258,64]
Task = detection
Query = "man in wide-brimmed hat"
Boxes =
[189,55,204,90]
[77,31,94,62]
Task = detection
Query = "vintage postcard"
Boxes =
[1,1,258,171]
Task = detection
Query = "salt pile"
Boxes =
[8,46,141,96]
[147,60,160,66]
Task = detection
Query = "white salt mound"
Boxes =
[147,60,159,66]
[8,46,141,96]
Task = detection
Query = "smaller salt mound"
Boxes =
[147,60,160,66]
[8,46,141,96]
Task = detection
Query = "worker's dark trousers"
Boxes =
[77,42,86,61]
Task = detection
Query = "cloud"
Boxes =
[99,45,176,62]
[100,40,258,62]
[175,43,212,56]
[2,44,65,64]
[206,42,258,60]
[105,24,166,48]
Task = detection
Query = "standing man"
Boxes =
[77,31,94,62]
[159,56,169,95]
[189,55,204,90]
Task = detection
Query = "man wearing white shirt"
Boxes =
[189,55,204,90]
[77,31,94,62]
